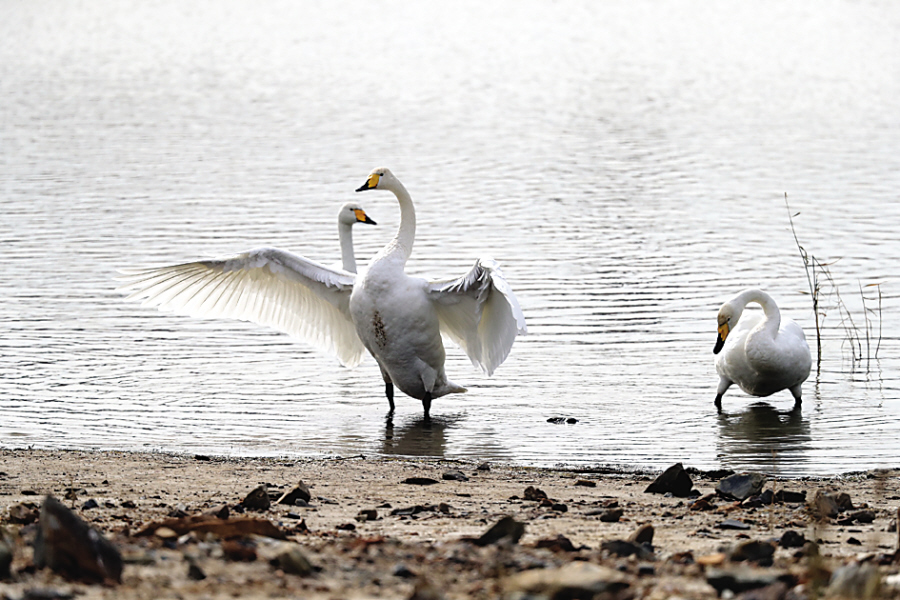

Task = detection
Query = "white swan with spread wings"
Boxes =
[118,171,526,418]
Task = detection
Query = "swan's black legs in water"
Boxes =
[714,394,723,412]
[385,382,395,414]
[422,393,432,421]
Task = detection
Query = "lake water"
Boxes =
[2,0,899,476]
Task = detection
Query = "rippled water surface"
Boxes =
[2,0,900,476]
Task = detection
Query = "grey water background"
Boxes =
[2,0,899,476]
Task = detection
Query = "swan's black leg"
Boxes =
[385,382,395,414]
[714,394,723,412]
[422,393,432,421]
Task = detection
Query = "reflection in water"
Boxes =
[381,415,457,458]
[716,403,811,472]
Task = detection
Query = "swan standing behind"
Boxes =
[351,167,526,418]
[117,202,376,368]
[336,201,377,273]
[713,288,811,410]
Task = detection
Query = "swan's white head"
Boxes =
[714,302,742,355]
[356,167,400,193]
[338,201,376,226]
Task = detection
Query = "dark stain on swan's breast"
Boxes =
[372,310,387,348]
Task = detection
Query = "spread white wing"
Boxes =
[427,258,526,375]
[116,247,366,367]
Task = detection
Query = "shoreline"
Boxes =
[1,449,899,599]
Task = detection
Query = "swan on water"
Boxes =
[118,169,526,419]
[351,167,526,418]
[713,288,811,410]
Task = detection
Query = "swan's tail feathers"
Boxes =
[428,258,526,376]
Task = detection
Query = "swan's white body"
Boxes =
[713,288,811,409]
[351,167,526,416]
[118,170,526,418]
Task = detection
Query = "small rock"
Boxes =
[566,417,578,424]
[8,502,40,524]
[730,540,775,564]
[696,553,727,566]
[392,563,417,578]
[442,470,468,482]
[718,519,751,530]
[601,539,652,559]
[241,485,270,511]
[779,530,807,548]
[336,523,356,531]
[33,495,123,583]
[153,527,178,540]
[706,567,794,595]
[551,503,568,512]
[275,546,314,576]
[834,492,854,511]
[575,479,596,487]
[524,486,549,501]
[502,562,630,598]
[811,490,840,519]
[476,463,490,471]
[715,472,766,501]
[644,463,693,498]
[470,516,525,546]
[221,538,257,562]
[535,534,578,552]
[187,562,206,580]
[850,509,876,524]
[203,504,230,519]
[774,489,806,503]
[355,509,378,522]
[638,564,655,576]
[276,481,311,506]
[546,417,566,424]
[81,499,99,510]
[599,508,623,522]
[402,477,440,486]
[847,537,862,546]
[628,524,654,545]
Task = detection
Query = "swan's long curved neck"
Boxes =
[736,288,781,334]
[338,222,357,273]
[380,181,416,264]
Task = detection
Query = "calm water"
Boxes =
[2,0,899,476]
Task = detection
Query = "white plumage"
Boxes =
[118,173,526,418]
[713,288,811,410]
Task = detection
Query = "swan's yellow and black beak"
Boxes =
[713,322,729,354]
[356,172,380,192]
[355,208,376,225]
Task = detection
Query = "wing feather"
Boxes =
[427,258,526,375]
[117,247,366,367]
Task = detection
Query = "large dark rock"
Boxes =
[730,540,776,564]
[644,463,693,498]
[470,516,525,546]
[276,481,311,506]
[811,490,840,519]
[715,473,766,501]
[241,485,271,511]
[33,495,123,583]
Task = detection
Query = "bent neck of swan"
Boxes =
[734,289,781,335]
[338,221,357,273]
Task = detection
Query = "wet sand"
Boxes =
[1,449,898,599]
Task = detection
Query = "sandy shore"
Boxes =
[1,449,899,599]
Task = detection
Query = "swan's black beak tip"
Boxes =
[364,216,376,225]
[355,184,369,192]
[713,336,725,354]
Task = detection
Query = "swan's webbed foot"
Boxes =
[422,393,432,421]
[385,382,395,414]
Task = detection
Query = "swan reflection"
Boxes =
[381,414,458,458]
[716,402,811,471]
